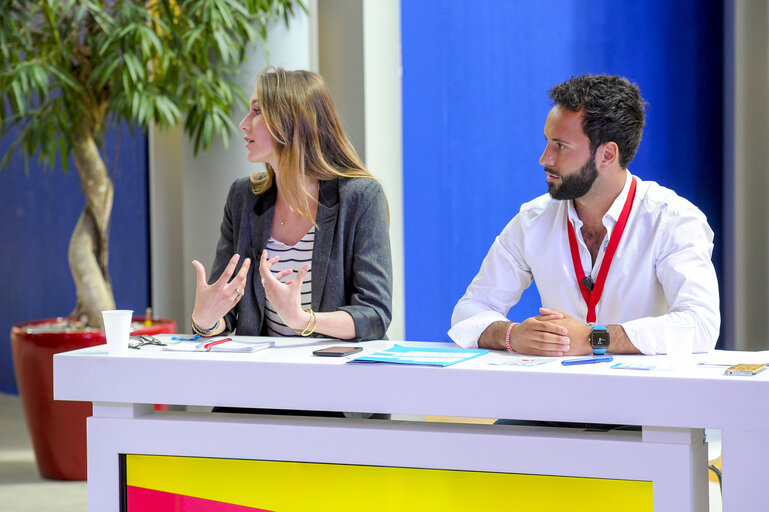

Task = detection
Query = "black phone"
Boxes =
[312,346,363,357]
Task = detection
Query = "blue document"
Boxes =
[349,344,488,367]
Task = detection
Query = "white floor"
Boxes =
[0,392,721,511]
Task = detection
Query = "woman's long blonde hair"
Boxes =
[249,67,375,223]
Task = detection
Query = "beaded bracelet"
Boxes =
[295,308,318,337]
[192,318,223,337]
[504,322,517,352]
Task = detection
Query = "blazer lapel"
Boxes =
[249,183,277,326]
[312,179,339,310]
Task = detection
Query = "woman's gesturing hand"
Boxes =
[259,249,310,330]
[191,254,251,330]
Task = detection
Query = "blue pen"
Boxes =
[561,355,614,366]
[171,334,201,341]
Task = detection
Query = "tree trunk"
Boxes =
[68,132,115,328]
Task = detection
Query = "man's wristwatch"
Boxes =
[589,324,610,355]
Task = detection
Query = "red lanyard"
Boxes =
[567,177,637,323]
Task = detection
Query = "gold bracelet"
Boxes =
[295,308,317,337]
[305,310,318,336]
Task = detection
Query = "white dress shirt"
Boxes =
[449,172,720,354]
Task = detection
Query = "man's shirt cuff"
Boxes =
[448,311,508,349]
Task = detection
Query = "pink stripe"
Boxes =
[126,486,274,512]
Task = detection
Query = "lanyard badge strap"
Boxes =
[567,177,638,323]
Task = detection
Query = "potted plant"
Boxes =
[1,0,302,480]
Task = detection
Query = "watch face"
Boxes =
[591,330,610,348]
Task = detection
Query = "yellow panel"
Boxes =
[709,455,722,483]
[127,454,652,511]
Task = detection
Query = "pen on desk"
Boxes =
[200,338,232,352]
[561,356,614,366]
[172,334,201,341]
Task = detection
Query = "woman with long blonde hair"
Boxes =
[190,67,392,341]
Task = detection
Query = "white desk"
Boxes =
[54,338,769,511]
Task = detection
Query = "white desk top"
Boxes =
[54,336,769,430]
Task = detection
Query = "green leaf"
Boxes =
[10,80,25,115]
[183,26,204,54]
[30,63,49,91]
[123,53,144,84]
[154,95,182,126]
[91,57,121,89]
[211,29,234,64]
[46,65,85,95]
[215,0,238,27]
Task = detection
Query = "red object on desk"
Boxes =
[202,338,232,351]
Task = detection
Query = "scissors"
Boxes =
[128,334,166,349]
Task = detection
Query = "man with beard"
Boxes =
[449,74,720,357]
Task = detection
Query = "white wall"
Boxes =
[148,123,184,325]
[317,0,365,160]
[361,0,404,340]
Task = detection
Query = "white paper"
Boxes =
[163,339,273,353]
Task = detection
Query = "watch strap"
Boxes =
[590,324,609,355]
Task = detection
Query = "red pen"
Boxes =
[200,338,232,352]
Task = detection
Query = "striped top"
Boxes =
[263,227,315,336]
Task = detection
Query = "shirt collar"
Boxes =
[603,171,635,223]
[567,170,635,227]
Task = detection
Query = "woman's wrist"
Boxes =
[287,308,312,331]
[191,317,225,337]
[293,308,318,337]
[191,315,218,331]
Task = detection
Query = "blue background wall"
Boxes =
[0,125,150,394]
[402,1,724,343]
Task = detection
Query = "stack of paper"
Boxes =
[163,338,273,353]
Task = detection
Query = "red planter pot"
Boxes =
[10,316,177,480]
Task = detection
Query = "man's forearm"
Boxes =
[606,325,642,354]
[478,321,509,351]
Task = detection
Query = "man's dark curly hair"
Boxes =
[549,74,646,169]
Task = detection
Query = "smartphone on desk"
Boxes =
[312,346,363,357]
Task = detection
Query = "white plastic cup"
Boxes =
[102,310,133,355]
[666,323,695,371]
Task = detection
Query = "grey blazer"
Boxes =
[210,175,392,340]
